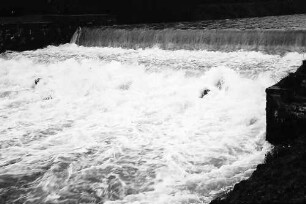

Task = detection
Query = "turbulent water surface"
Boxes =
[1,14,306,204]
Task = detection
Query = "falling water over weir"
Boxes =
[74,29,306,53]
[73,14,306,53]
[0,15,306,204]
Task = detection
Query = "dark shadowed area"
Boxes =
[1,0,306,23]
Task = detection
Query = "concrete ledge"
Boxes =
[266,60,306,145]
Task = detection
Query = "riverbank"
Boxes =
[210,61,306,204]
[0,15,115,52]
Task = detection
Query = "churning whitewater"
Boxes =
[0,44,304,204]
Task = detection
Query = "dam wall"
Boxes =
[0,15,115,52]
[75,27,306,54]
[0,23,75,52]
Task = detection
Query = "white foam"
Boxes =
[0,45,304,203]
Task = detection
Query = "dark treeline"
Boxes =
[116,0,306,23]
[0,0,113,16]
[1,0,306,23]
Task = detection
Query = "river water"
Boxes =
[0,15,306,204]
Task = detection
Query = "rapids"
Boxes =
[1,13,306,204]
[0,44,304,203]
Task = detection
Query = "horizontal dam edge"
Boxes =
[76,28,306,53]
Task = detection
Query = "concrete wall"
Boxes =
[266,60,306,145]
[0,15,115,52]
[0,23,74,52]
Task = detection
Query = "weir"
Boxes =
[73,27,306,53]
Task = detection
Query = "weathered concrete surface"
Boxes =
[210,61,306,204]
[266,60,306,145]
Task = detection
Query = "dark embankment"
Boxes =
[2,0,306,24]
[0,23,76,53]
[113,0,306,23]
[210,61,306,204]
[75,27,306,54]
[0,15,115,53]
